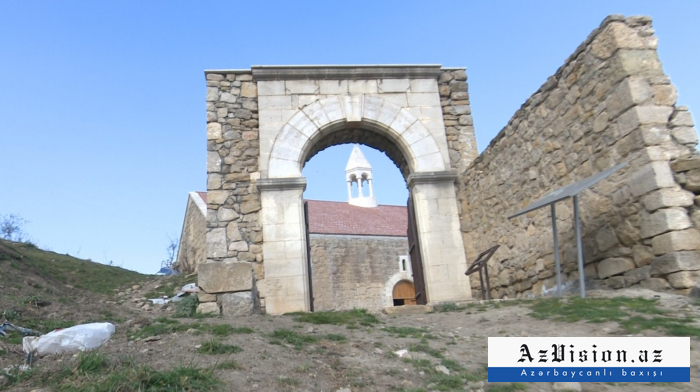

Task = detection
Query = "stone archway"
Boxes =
[258,93,471,314]
[266,95,446,179]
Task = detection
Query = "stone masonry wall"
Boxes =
[200,71,264,314]
[309,234,409,311]
[438,68,479,174]
[459,15,699,299]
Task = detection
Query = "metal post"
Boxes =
[550,203,562,297]
[573,195,586,298]
[478,269,485,300]
[483,263,492,300]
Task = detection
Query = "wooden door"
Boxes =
[393,281,417,305]
[407,194,427,305]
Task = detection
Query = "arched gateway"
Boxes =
[204,65,475,315]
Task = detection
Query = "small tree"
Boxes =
[162,235,179,271]
[0,214,29,242]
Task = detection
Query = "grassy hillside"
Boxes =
[0,238,147,318]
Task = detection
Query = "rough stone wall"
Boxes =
[202,71,264,314]
[174,194,206,273]
[459,15,699,299]
[438,68,479,173]
[309,234,409,311]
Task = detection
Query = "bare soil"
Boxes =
[3,278,700,392]
[1,241,699,391]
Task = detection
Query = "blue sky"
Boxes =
[1,1,698,273]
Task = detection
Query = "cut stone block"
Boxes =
[597,257,635,279]
[632,244,655,267]
[207,123,222,140]
[198,262,253,294]
[606,276,627,289]
[624,265,651,285]
[207,229,227,259]
[629,161,676,197]
[642,188,694,212]
[672,127,699,145]
[691,284,700,298]
[219,291,255,316]
[650,251,700,276]
[651,229,700,255]
[197,291,217,303]
[197,302,220,315]
[685,169,700,192]
[639,277,671,292]
[640,208,691,238]
[667,271,700,289]
[671,156,700,173]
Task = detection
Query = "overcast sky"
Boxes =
[1,1,698,273]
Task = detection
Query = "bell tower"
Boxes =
[345,144,378,208]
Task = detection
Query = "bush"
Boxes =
[174,295,199,318]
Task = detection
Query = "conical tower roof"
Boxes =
[345,144,372,171]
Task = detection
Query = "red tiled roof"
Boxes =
[194,193,407,237]
[306,200,407,237]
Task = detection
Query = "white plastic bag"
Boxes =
[22,322,115,357]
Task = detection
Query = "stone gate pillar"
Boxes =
[408,171,472,303]
[257,178,310,314]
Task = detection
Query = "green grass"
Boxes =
[290,308,381,327]
[0,239,146,295]
[399,362,488,391]
[174,295,200,318]
[128,319,195,340]
[277,376,301,386]
[76,351,110,375]
[63,364,219,392]
[209,324,254,336]
[434,302,463,313]
[268,329,317,349]
[429,373,464,391]
[2,365,38,386]
[197,339,243,355]
[409,342,444,359]
[323,333,347,342]
[620,315,700,337]
[529,297,664,323]
[142,273,198,300]
[440,359,465,372]
[529,296,700,337]
[129,318,258,340]
[214,360,242,370]
[402,358,433,371]
[486,383,527,392]
[382,326,431,338]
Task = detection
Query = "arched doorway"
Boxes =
[255,83,472,314]
[303,144,410,311]
[393,280,417,306]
